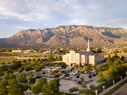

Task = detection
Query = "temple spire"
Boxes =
[87,39,90,51]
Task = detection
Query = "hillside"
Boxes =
[0,25,127,48]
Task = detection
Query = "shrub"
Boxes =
[57,72,62,76]
[69,87,79,93]
[50,71,56,75]
[90,84,96,89]
[65,73,69,77]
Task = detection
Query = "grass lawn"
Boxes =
[0,56,16,64]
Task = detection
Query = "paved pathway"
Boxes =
[99,77,127,95]
[112,83,127,95]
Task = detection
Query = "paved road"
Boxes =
[112,83,127,95]
[99,77,127,95]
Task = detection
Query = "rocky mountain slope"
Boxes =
[0,25,127,48]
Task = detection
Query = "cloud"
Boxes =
[0,0,127,38]
[0,0,127,26]
[0,0,53,22]
[1,21,6,24]
[15,25,29,29]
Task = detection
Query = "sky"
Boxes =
[0,0,127,38]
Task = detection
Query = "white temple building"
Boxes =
[62,40,104,66]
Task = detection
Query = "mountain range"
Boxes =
[0,25,127,48]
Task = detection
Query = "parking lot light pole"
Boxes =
[103,86,105,91]
[113,80,115,85]
[95,90,98,95]
[120,76,122,80]
[28,80,30,91]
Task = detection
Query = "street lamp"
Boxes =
[28,80,30,91]
[120,76,122,80]
[103,86,105,91]
[113,80,115,85]
[95,90,98,95]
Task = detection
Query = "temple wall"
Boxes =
[95,55,104,63]
[89,55,95,65]
[62,51,104,66]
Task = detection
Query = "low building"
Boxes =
[12,49,34,53]
[62,40,104,66]
[43,51,52,54]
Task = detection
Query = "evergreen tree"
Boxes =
[121,56,125,61]
[107,54,112,64]
[0,80,8,95]
[31,78,47,94]
[18,73,26,83]
[42,79,60,95]
[48,55,54,61]
[27,75,35,85]
[8,79,23,95]
[113,52,119,61]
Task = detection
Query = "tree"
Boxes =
[27,75,35,85]
[35,66,42,72]
[18,74,26,83]
[79,87,94,95]
[76,74,80,78]
[113,52,119,61]
[42,79,60,95]
[95,48,103,54]
[12,60,22,69]
[41,84,49,95]
[23,65,32,71]
[8,79,23,95]
[2,73,10,81]
[0,80,8,95]
[57,72,62,76]
[97,72,106,82]
[23,59,27,63]
[121,56,125,61]
[83,65,91,72]
[0,70,4,76]
[31,84,41,94]
[88,74,92,79]
[59,62,67,68]
[48,79,60,93]
[117,64,126,77]
[28,59,31,62]
[57,56,62,61]
[65,73,69,77]
[31,78,47,94]
[48,55,54,61]
[103,67,119,80]
[50,71,56,75]
[0,65,7,72]
[107,54,112,64]
[2,73,15,81]
[81,76,85,81]
[21,83,29,91]
[69,87,79,93]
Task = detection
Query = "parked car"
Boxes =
[34,75,41,79]
[77,80,81,84]
[54,74,59,78]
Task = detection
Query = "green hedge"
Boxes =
[104,79,127,95]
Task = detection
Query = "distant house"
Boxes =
[62,40,104,66]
